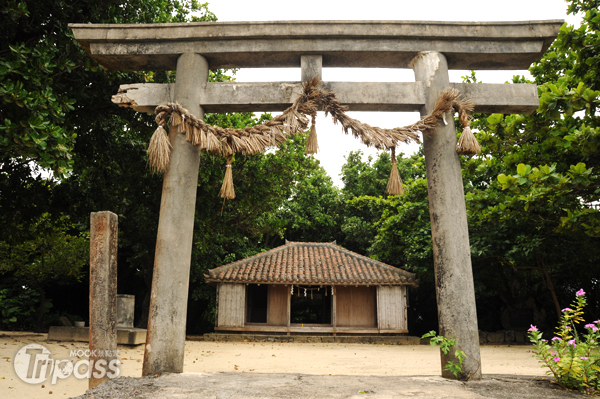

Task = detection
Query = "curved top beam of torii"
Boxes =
[70,20,563,116]
[70,20,562,71]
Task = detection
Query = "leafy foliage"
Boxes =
[0,0,216,176]
[422,331,467,379]
[0,213,88,331]
[1,0,599,338]
[0,0,216,331]
[0,282,41,330]
[462,0,599,327]
[279,160,342,243]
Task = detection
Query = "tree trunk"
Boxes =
[34,286,46,333]
[510,259,562,321]
[136,256,153,329]
[539,265,561,320]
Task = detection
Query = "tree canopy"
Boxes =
[0,0,598,335]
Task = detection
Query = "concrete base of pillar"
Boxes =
[48,326,146,345]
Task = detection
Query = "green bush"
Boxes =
[0,284,42,330]
[421,331,466,378]
[528,290,600,395]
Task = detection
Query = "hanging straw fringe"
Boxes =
[219,155,235,199]
[148,79,475,198]
[147,125,171,174]
[454,96,481,155]
[457,125,481,155]
[386,147,404,195]
[306,114,319,154]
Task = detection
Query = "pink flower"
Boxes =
[528,325,538,332]
[562,308,572,312]
[553,357,560,362]
[594,320,600,325]
[552,337,562,341]
[551,352,557,355]
[576,289,585,296]
[580,356,588,360]
[568,339,577,347]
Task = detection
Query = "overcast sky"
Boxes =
[206,0,579,186]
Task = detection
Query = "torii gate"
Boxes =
[70,20,561,380]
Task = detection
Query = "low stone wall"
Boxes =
[479,330,528,345]
[202,331,529,346]
[204,333,419,345]
[48,326,146,345]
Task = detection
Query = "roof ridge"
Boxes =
[205,241,417,285]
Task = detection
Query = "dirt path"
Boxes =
[0,331,548,398]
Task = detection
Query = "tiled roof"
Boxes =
[204,242,417,286]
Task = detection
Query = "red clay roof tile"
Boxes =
[204,242,417,286]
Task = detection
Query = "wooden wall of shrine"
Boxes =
[215,283,408,334]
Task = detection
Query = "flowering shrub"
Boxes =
[528,289,600,395]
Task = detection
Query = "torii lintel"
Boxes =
[70,20,562,71]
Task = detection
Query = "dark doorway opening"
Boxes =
[246,284,268,323]
[291,286,331,324]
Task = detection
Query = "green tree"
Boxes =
[186,129,337,331]
[345,0,600,331]
[463,0,599,326]
[0,0,217,331]
[339,150,437,332]
[339,150,424,254]
[279,160,342,243]
[0,0,215,176]
[0,214,88,331]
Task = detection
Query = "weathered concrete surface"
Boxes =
[142,53,208,376]
[72,373,582,399]
[89,211,118,388]
[412,52,481,380]
[116,294,135,328]
[113,81,539,114]
[48,326,147,345]
[301,55,322,82]
[69,20,562,71]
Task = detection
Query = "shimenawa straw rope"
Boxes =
[147,78,477,198]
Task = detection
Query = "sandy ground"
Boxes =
[0,331,546,399]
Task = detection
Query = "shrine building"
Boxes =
[205,241,417,335]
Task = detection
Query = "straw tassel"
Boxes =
[170,109,182,127]
[147,125,172,174]
[219,155,236,199]
[457,125,481,155]
[386,147,404,195]
[305,115,319,154]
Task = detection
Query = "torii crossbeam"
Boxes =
[71,19,562,380]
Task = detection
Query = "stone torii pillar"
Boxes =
[141,53,208,375]
[70,20,562,379]
[412,52,480,379]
